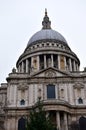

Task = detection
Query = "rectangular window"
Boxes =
[47,84,55,99]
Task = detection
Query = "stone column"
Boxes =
[56,111,60,130]
[44,55,47,68]
[69,58,72,71]
[44,84,47,100]
[20,63,22,72]
[11,118,16,130]
[19,65,21,72]
[31,57,33,67]
[7,119,10,130]
[51,54,54,67]
[26,59,28,73]
[22,61,24,73]
[75,63,77,71]
[55,85,58,99]
[14,85,17,106]
[68,114,71,127]
[37,56,40,70]
[58,55,60,70]
[30,57,34,73]
[18,65,20,72]
[64,57,66,71]
[64,113,68,130]
[73,60,76,71]
[15,117,17,130]
[76,64,79,71]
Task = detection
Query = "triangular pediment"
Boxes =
[31,67,71,77]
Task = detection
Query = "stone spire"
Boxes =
[42,9,51,29]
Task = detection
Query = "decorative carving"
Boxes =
[12,67,16,73]
[18,83,29,90]
[38,88,41,99]
[45,71,56,77]
[73,82,84,89]
[33,56,38,69]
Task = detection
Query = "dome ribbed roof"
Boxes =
[27,10,67,47]
[27,29,67,47]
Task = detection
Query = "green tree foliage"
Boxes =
[26,99,57,130]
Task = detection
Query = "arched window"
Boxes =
[20,99,25,105]
[47,84,55,99]
[78,98,83,104]
[18,117,26,130]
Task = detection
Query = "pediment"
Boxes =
[31,67,70,77]
[73,82,84,89]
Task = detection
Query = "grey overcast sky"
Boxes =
[0,0,86,83]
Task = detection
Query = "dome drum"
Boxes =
[17,51,80,74]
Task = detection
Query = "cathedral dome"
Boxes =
[16,9,80,73]
[27,9,67,48]
[27,29,67,47]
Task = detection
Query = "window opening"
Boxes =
[20,99,25,105]
[47,84,55,99]
[78,98,83,104]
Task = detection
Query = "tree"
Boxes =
[26,99,57,130]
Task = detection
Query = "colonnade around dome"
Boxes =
[17,53,79,74]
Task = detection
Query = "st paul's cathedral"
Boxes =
[0,10,86,130]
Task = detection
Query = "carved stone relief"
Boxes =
[18,83,29,90]
[45,70,56,77]
[73,82,84,89]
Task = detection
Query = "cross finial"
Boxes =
[45,8,47,16]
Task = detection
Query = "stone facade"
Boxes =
[0,10,86,130]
